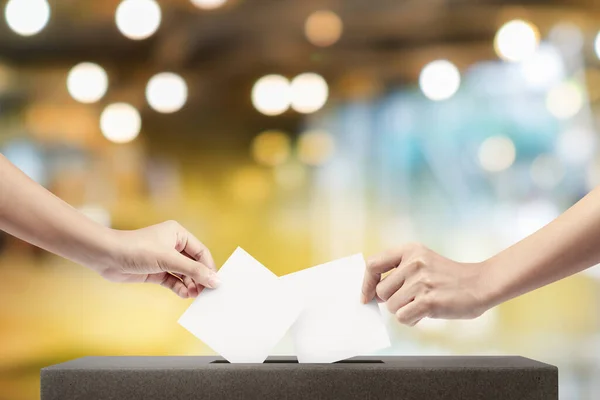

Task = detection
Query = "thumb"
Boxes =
[160,251,220,289]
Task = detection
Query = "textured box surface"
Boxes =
[41,356,558,400]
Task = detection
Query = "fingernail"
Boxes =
[208,274,221,289]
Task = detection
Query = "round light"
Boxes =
[251,130,291,167]
[290,73,329,114]
[66,63,108,104]
[251,74,291,116]
[274,162,308,190]
[519,46,564,90]
[478,136,516,172]
[229,166,271,204]
[556,127,596,165]
[297,130,335,166]
[145,72,188,113]
[548,23,584,58]
[115,0,161,40]
[190,0,226,10]
[530,154,564,189]
[595,32,600,60]
[100,103,141,144]
[4,0,50,36]
[545,81,584,120]
[494,19,540,62]
[419,60,461,101]
[304,10,343,47]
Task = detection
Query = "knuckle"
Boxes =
[412,258,426,271]
[375,285,390,302]
[165,220,180,230]
[366,255,380,270]
[396,312,410,325]
[419,272,433,289]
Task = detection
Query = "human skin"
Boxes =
[0,154,219,298]
[362,186,600,326]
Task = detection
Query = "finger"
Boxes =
[162,251,220,289]
[375,266,409,302]
[395,299,429,326]
[177,226,217,271]
[145,273,190,298]
[179,253,205,294]
[362,247,407,304]
[182,275,198,298]
[384,280,419,314]
[160,274,191,298]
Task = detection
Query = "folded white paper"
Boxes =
[178,247,303,363]
[279,254,391,363]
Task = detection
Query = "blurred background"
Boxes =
[0,0,600,398]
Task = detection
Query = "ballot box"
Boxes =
[41,355,558,400]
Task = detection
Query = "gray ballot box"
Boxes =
[41,356,558,400]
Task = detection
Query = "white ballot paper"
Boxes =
[279,254,391,363]
[178,247,303,363]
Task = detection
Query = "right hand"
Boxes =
[362,243,491,326]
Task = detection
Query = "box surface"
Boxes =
[41,356,558,400]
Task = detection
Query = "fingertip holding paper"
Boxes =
[178,247,303,363]
[178,248,391,363]
[280,254,391,363]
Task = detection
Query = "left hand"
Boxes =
[362,243,491,326]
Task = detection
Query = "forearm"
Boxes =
[0,154,116,270]
[483,186,600,308]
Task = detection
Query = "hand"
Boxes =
[97,220,219,299]
[362,243,491,326]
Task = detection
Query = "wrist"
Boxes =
[474,258,505,312]
[82,226,124,274]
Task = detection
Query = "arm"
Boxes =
[362,186,600,325]
[0,154,219,298]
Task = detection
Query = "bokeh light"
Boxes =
[595,32,600,60]
[530,154,564,189]
[304,10,343,47]
[66,63,108,104]
[115,0,161,40]
[548,23,584,58]
[545,81,584,120]
[251,74,291,116]
[100,103,141,144]
[556,127,596,165]
[418,60,460,101]
[274,162,308,190]
[520,46,564,90]
[586,158,600,191]
[145,72,188,113]
[494,19,539,62]
[191,0,226,10]
[297,130,335,166]
[290,73,329,114]
[4,0,50,37]
[478,136,516,172]
[515,199,559,239]
[251,130,291,167]
[229,166,271,204]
